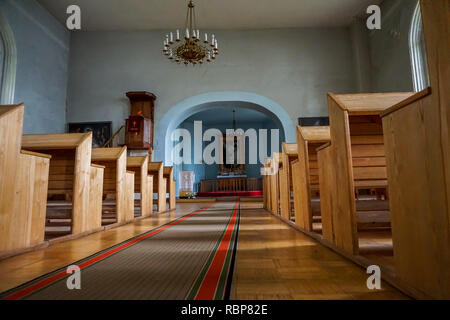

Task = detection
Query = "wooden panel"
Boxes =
[293,135,312,231]
[0,105,26,252]
[380,1,450,298]
[146,175,154,216]
[334,92,415,115]
[71,136,92,234]
[123,172,135,222]
[269,157,279,215]
[279,143,294,220]
[14,154,49,250]
[352,157,386,167]
[294,126,331,232]
[170,180,176,210]
[127,156,148,217]
[148,161,165,213]
[0,105,51,253]
[88,165,104,231]
[351,145,385,158]
[291,159,307,229]
[22,133,91,150]
[278,166,289,220]
[163,166,176,210]
[157,178,167,213]
[328,94,359,254]
[92,147,131,223]
[317,145,335,244]
[353,166,387,181]
[298,126,331,142]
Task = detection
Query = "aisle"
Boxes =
[1,202,239,300]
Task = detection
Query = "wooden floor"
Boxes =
[231,203,407,300]
[0,201,407,299]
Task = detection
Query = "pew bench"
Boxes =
[292,126,330,234]
[148,162,166,213]
[91,147,134,225]
[21,132,104,240]
[163,166,176,211]
[269,153,282,215]
[317,92,415,255]
[279,143,298,222]
[127,156,152,218]
[0,105,51,256]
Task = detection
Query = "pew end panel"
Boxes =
[163,166,176,211]
[146,175,154,216]
[381,88,450,299]
[269,153,282,215]
[124,171,136,223]
[88,164,105,231]
[126,156,149,218]
[148,162,165,213]
[316,143,335,244]
[0,105,52,255]
[280,143,298,221]
[92,146,131,225]
[293,126,331,233]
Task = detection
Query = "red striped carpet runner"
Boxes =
[0,202,240,300]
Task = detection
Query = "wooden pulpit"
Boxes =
[125,91,156,151]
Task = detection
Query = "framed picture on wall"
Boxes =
[67,121,112,148]
[298,117,330,126]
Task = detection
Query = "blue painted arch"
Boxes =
[154,91,296,164]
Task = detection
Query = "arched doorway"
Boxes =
[155,91,296,163]
[0,10,16,104]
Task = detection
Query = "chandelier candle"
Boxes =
[163,0,219,66]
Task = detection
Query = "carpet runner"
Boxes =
[0,202,240,300]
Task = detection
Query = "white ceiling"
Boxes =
[37,0,381,31]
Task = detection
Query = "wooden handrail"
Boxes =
[103,125,125,148]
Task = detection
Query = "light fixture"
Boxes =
[163,0,219,65]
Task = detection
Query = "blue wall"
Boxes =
[0,0,70,133]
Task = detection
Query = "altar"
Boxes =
[217,175,247,191]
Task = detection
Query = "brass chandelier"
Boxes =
[163,0,219,65]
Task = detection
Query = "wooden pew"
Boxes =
[377,0,449,299]
[0,104,51,256]
[91,147,134,225]
[264,159,273,212]
[318,92,415,255]
[163,166,176,210]
[127,156,152,218]
[292,126,330,233]
[148,161,166,213]
[279,143,298,221]
[21,132,104,240]
[262,163,271,211]
[270,153,281,215]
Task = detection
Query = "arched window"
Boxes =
[0,10,16,104]
[409,1,429,92]
[0,33,4,94]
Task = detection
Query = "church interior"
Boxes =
[0,0,449,302]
